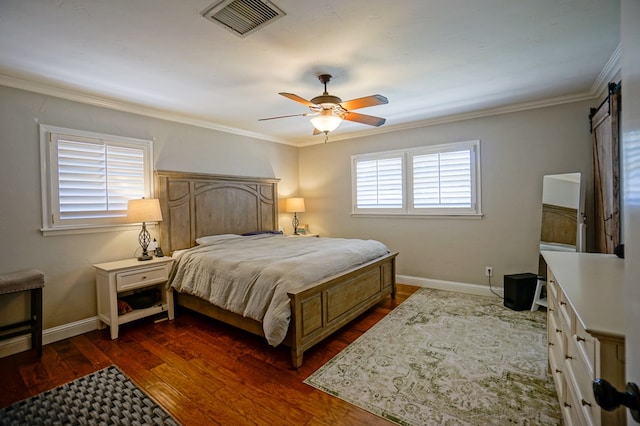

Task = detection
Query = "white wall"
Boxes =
[0,84,298,332]
[298,101,593,286]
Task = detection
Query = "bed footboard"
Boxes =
[286,251,397,368]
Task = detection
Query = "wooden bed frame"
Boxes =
[155,170,398,368]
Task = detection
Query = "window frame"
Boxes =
[351,140,482,218]
[39,124,154,235]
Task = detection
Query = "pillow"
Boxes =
[195,234,241,245]
[241,230,283,236]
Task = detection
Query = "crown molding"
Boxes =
[590,43,622,97]
[302,91,597,147]
[1,43,622,149]
[0,72,295,146]
[306,46,623,147]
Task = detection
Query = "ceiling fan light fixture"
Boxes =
[310,110,342,133]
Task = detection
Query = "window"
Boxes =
[352,140,481,217]
[40,125,153,234]
[355,154,404,212]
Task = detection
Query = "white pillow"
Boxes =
[195,234,241,245]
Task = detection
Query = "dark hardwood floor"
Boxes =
[0,284,419,425]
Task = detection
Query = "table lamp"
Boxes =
[127,198,163,261]
[285,197,305,235]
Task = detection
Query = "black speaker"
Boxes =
[504,273,538,311]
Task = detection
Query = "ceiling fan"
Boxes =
[259,74,388,136]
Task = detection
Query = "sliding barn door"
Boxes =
[590,83,621,254]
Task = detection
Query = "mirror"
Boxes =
[539,173,585,253]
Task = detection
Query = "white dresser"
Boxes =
[542,251,626,425]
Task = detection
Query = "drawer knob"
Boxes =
[142,276,147,280]
[565,354,573,360]
[560,301,567,306]
[548,342,554,346]
[593,379,640,422]
[581,399,592,407]
[555,328,562,333]
[576,336,586,342]
[555,368,562,374]
[563,402,571,408]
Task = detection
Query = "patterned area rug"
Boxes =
[0,365,179,425]
[305,288,561,425]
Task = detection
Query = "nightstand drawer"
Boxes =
[116,266,167,291]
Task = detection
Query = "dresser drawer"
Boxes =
[566,337,599,426]
[556,289,573,332]
[547,285,561,327]
[548,313,564,362]
[549,346,565,401]
[548,313,568,405]
[573,365,599,426]
[563,375,587,426]
[573,318,596,375]
[116,265,168,291]
[547,273,558,301]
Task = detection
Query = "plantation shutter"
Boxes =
[355,157,403,209]
[412,149,472,208]
[53,134,146,223]
[351,140,480,216]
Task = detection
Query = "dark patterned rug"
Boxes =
[0,365,179,425]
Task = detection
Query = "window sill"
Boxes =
[351,213,484,219]
[41,223,158,237]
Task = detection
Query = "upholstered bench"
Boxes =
[0,269,45,357]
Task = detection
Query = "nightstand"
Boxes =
[94,257,174,339]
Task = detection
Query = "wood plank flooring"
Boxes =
[0,284,419,425]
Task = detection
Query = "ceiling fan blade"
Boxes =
[258,113,312,121]
[279,92,317,107]
[340,94,388,111]
[344,111,386,127]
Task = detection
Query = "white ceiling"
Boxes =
[0,0,620,146]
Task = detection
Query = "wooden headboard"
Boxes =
[540,203,578,246]
[155,171,280,254]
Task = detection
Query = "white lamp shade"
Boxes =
[285,197,305,213]
[127,198,163,223]
[310,110,342,133]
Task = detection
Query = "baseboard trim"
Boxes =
[0,316,99,358]
[397,275,504,298]
[1,276,501,358]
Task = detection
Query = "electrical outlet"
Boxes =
[485,266,493,277]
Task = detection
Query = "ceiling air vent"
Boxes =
[202,0,286,38]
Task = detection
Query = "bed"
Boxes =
[155,170,398,368]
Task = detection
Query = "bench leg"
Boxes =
[31,288,43,357]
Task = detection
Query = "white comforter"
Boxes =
[168,234,389,346]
